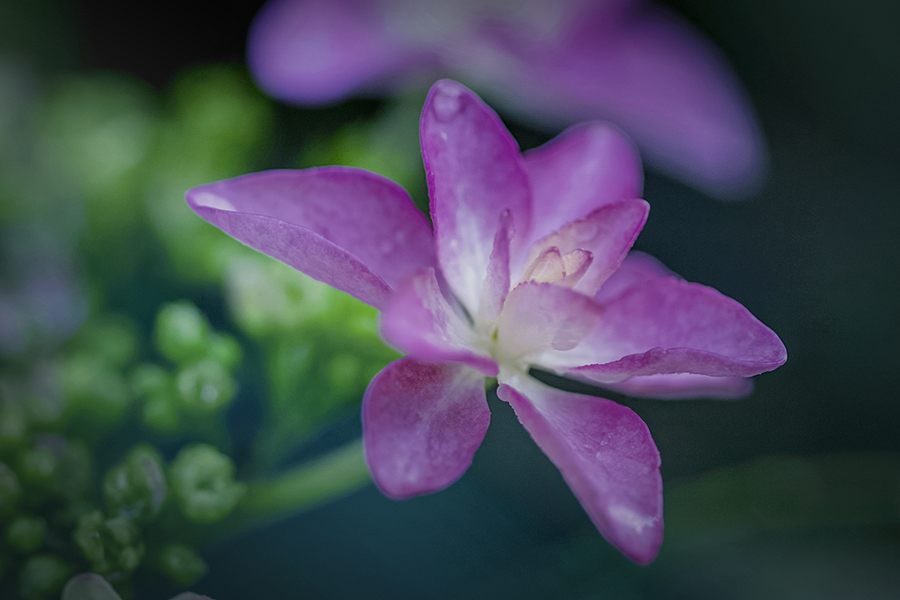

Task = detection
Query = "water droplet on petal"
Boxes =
[431,82,463,122]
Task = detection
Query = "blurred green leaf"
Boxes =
[666,452,900,535]
[0,462,22,519]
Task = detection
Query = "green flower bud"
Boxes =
[103,444,167,520]
[205,332,242,371]
[141,393,180,434]
[6,515,47,552]
[176,360,235,414]
[17,446,58,490]
[154,302,210,364]
[105,516,144,572]
[0,462,21,519]
[73,511,144,576]
[72,511,105,565]
[158,543,207,586]
[131,365,181,433]
[19,553,73,600]
[169,444,245,523]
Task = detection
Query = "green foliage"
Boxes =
[5,517,46,553]
[61,355,130,431]
[0,399,27,452]
[0,462,22,519]
[144,64,274,282]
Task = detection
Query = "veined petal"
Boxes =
[421,79,532,313]
[476,210,512,326]
[185,168,435,309]
[496,282,604,365]
[497,378,663,564]
[525,199,649,297]
[380,268,498,377]
[470,1,765,197]
[363,358,490,499]
[523,122,643,249]
[549,277,787,383]
[546,3,766,197]
[607,373,754,400]
[595,250,676,303]
[62,574,122,600]
[247,0,420,104]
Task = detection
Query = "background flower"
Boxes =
[247,0,768,197]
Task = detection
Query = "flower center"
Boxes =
[520,245,592,288]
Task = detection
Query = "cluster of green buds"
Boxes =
[130,301,241,436]
[71,441,243,594]
[0,302,249,598]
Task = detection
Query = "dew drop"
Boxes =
[431,83,463,122]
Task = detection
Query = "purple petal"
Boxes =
[363,358,490,499]
[554,277,787,382]
[497,378,662,564]
[608,373,754,400]
[523,122,643,249]
[496,282,604,363]
[476,210,512,325]
[247,0,422,104]
[523,199,649,296]
[186,168,435,309]
[595,250,676,303]
[474,2,765,197]
[557,4,767,197]
[62,574,122,600]
[380,268,498,377]
[421,79,532,313]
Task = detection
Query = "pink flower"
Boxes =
[247,0,767,197]
[186,80,785,563]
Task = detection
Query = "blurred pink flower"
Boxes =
[186,80,785,562]
[248,0,767,197]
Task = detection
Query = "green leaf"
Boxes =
[666,452,900,535]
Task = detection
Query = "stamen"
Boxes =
[521,247,593,288]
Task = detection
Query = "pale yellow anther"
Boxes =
[521,246,592,289]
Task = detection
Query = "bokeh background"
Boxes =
[2,0,899,598]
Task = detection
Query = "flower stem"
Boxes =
[235,438,371,527]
